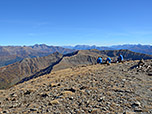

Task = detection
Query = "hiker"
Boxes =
[106,57,111,64]
[97,56,102,64]
[138,59,144,67]
[117,54,123,63]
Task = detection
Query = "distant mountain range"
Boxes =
[0,44,152,68]
[1,49,152,89]
[63,44,152,55]
[63,45,113,50]
[0,44,75,67]
[111,44,152,55]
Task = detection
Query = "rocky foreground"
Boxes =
[0,60,152,114]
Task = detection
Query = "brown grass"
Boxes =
[62,91,75,97]
[50,99,59,105]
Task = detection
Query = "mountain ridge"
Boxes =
[1,49,152,89]
[1,44,152,68]
[0,52,63,89]
[0,44,75,68]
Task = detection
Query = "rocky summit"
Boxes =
[0,59,152,114]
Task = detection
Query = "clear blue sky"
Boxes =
[0,0,152,46]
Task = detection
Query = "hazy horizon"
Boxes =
[0,0,152,46]
[0,43,151,47]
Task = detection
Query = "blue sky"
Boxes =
[0,0,152,46]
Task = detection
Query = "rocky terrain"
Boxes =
[0,59,152,113]
[1,49,152,89]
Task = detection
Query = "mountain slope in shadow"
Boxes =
[0,52,63,89]
[1,49,152,89]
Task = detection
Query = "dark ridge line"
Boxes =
[15,57,63,85]
[15,51,79,85]
[63,50,79,57]
[8,49,152,87]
